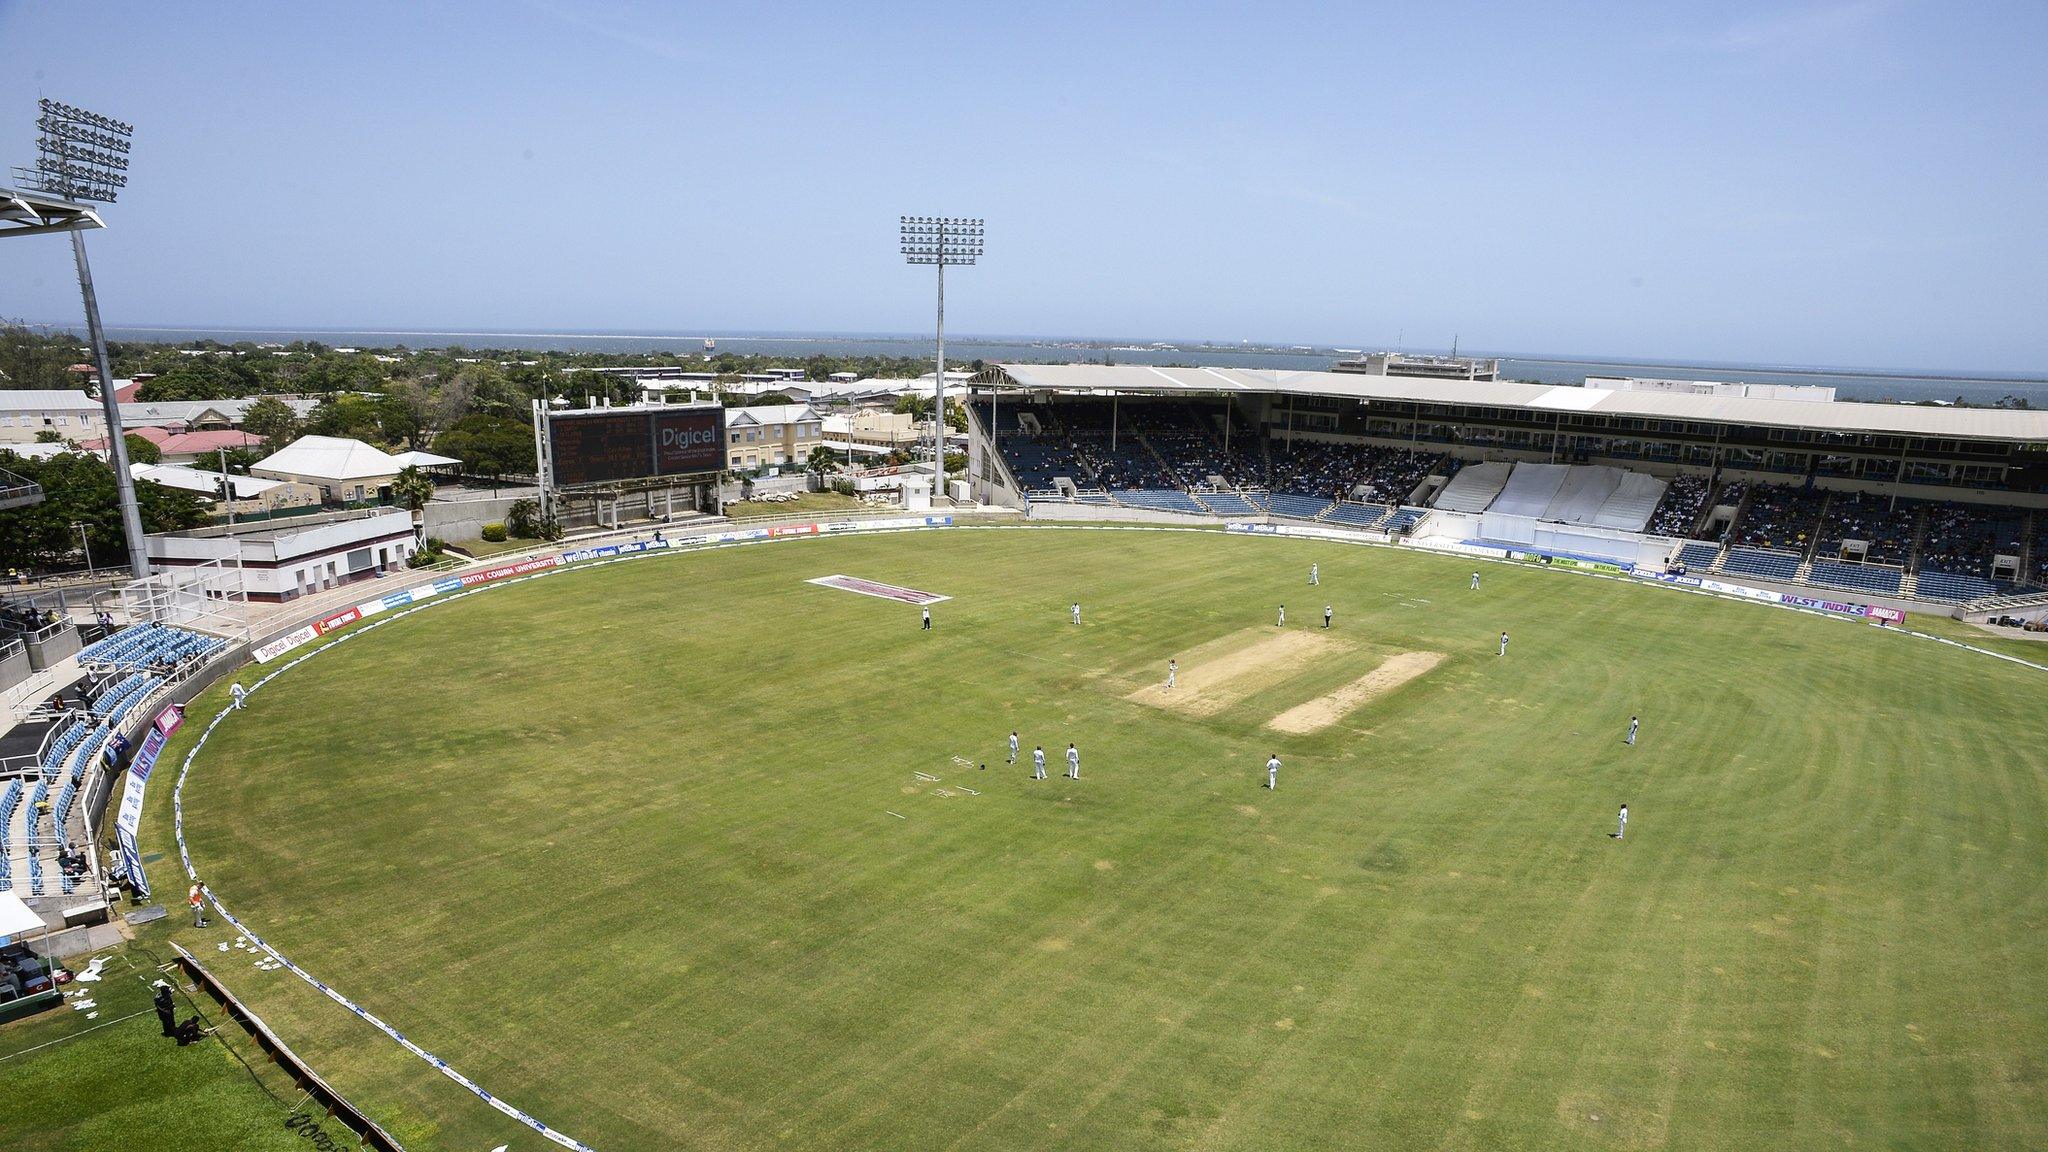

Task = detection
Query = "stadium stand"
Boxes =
[1488,463,1569,519]
[1648,476,1712,537]
[1324,502,1392,529]
[1193,492,1261,516]
[1115,489,1207,514]
[1586,471,1667,532]
[1675,540,1722,570]
[1729,484,1828,553]
[78,621,227,673]
[1808,559,1904,596]
[1266,493,1335,520]
[1816,491,1913,565]
[1722,546,1803,581]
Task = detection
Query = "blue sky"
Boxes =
[1,0,2043,371]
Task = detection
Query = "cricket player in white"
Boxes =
[1166,659,1177,689]
[1009,731,1020,763]
[1626,716,1639,745]
[1266,754,1280,790]
[1616,804,1628,839]
[1498,631,1509,656]
[921,607,932,630]
[230,682,247,710]
[1066,743,1080,779]
[1071,602,1081,625]
[1277,604,1286,627]
[1323,604,1333,629]
[1471,571,1480,590]
[1309,563,1318,586]
[1032,747,1047,780]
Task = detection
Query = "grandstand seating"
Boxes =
[79,621,226,672]
[1675,541,1722,570]
[1489,463,1568,519]
[1919,502,2025,582]
[1808,560,1904,596]
[1648,476,1711,538]
[1816,492,1913,566]
[1381,507,1427,533]
[1193,492,1261,516]
[1730,484,1828,553]
[1323,502,1391,529]
[1266,493,1335,521]
[1115,489,1207,514]
[1916,569,2002,602]
[1722,547,1803,580]
[1587,471,1667,532]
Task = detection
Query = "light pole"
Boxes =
[900,216,983,500]
[4,99,150,579]
[72,522,93,573]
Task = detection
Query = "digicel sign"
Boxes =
[652,409,725,476]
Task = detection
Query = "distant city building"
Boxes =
[1333,352,1501,382]
[1583,375,1837,402]
[0,390,107,445]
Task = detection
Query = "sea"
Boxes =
[92,325,2048,407]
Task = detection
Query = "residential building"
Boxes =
[129,463,322,517]
[725,403,823,470]
[0,390,106,445]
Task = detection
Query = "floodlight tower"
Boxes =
[2,99,149,578]
[900,216,983,499]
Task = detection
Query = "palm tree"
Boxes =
[391,465,435,513]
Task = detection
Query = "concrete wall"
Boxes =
[422,495,520,541]
[1025,502,1225,527]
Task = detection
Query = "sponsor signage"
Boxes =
[254,624,318,663]
[113,704,185,899]
[549,407,727,487]
[318,607,361,633]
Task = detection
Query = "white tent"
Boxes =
[0,890,48,948]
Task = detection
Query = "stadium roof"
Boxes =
[988,364,2048,443]
[253,435,404,481]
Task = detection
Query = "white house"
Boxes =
[251,435,407,503]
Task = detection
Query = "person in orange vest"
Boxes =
[189,881,209,928]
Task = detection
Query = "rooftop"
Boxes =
[987,364,2048,444]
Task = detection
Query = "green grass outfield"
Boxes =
[140,527,2048,1150]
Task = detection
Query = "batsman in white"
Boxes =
[1066,743,1080,779]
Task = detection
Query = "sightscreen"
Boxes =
[549,408,726,487]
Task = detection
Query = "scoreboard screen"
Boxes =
[548,407,726,487]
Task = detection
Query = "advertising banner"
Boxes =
[113,705,183,899]
[317,607,361,634]
[650,408,725,476]
[254,624,318,663]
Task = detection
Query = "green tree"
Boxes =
[806,445,842,476]
[391,465,435,512]
[304,394,386,443]
[0,320,77,392]
[377,379,432,448]
[240,395,301,444]
[123,433,162,465]
[0,451,207,571]
[433,415,534,484]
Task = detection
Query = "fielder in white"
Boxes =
[1277,604,1286,627]
[1309,563,1318,586]
[1032,746,1047,780]
[1009,731,1020,763]
[1066,743,1080,779]
[1471,571,1480,590]
[1498,630,1509,656]
[229,682,247,710]
[1626,716,1639,746]
[1071,602,1081,625]
[1616,804,1628,839]
[1166,658,1177,689]
[1266,754,1280,790]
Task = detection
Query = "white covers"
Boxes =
[1434,461,1513,513]
[1589,471,1666,532]
[1490,463,1570,518]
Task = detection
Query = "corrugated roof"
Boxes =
[252,435,403,481]
[131,463,283,498]
[0,389,101,411]
[990,364,2048,443]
